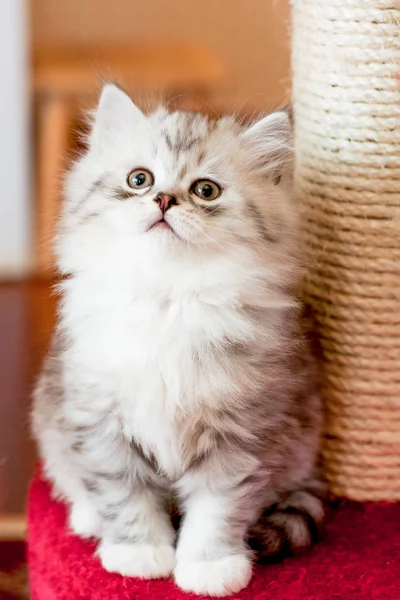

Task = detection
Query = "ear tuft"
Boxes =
[242,111,292,181]
[89,83,147,151]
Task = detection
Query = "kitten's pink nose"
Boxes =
[154,193,178,213]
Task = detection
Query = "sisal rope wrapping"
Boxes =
[292,0,400,501]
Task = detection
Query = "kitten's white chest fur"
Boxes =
[61,257,255,477]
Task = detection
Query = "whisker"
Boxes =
[202,222,244,239]
[182,218,253,259]
[198,206,221,218]
[188,220,225,250]
[204,224,262,253]
[202,223,232,234]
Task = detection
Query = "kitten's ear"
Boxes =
[242,111,292,183]
[89,83,148,151]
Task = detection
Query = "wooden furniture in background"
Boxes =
[33,43,225,275]
[0,280,56,540]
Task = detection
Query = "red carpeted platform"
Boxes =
[28,473,400,600]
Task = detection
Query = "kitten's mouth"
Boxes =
[148,217,175,234]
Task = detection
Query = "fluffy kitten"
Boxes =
[32,84,324,597]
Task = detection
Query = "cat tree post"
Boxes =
[292,0,400,501]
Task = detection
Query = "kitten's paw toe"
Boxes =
[69,502,101,538]
[174,554,252,596]
[98,542,176,579]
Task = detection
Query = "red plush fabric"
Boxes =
[28,473,400,600]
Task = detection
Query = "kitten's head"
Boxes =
[58,84,295,274]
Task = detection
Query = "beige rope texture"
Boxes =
[292,0,400,501]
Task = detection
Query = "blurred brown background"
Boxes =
[0,0,291,541]
[31,0,291,110]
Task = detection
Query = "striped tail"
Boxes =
[249,485,326,561]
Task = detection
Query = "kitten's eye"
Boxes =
[127,168,154,190]
[191,179,221,201]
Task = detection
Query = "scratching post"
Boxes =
[292,0,400,501]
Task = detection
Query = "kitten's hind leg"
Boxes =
[249,484,326,561]
[41,452,102,539]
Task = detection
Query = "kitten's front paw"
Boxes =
[174,554,252,596]
[69,501,102,538]
[98,542,176,579]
